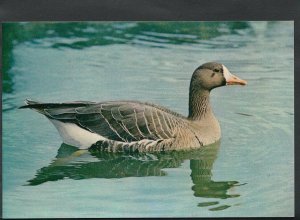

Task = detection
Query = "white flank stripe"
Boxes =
[155,109,169,138]
[150,109,163,139]
[134,109,146,138]
[99,108,125,142]
[142,111,153,135]
[161,112,172,136]
[121,121,138,141]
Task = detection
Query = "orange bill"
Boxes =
[226,74,247,86]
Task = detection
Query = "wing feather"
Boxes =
[37,101,185,142]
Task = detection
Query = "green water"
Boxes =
[2,21,294,217]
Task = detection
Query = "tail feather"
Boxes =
[19,99,41,108]
[19,99,96,111]
[24,99,40,105]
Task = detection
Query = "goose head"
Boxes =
[190,62,247,91]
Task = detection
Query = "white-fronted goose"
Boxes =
[20,62,247,152]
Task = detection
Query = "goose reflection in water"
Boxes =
[27,141,244,210]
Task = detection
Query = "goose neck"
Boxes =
[188,89,212,120]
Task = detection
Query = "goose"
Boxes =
[20,62,247,152]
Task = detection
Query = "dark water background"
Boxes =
[2,21,294,217]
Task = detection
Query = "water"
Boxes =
[2,21,294,217]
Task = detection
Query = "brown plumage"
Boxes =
[20,62,247,152]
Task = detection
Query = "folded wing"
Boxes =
[43,101,186,142]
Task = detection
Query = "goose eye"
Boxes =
[214,69,219,72]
